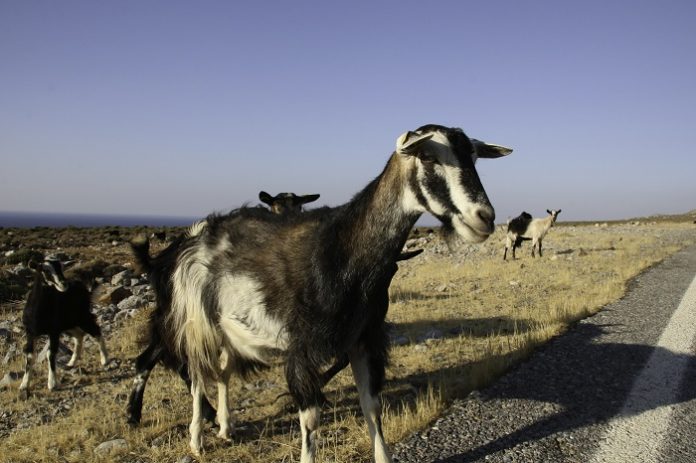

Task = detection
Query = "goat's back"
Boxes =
[507,212,533,235]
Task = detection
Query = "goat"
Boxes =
[160,124,511,461]
[126,191,320,425]
[503,209,562,260]
[19,258,108,397]
[259,191,320,214]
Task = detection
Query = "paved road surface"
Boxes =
[393,244,696,463]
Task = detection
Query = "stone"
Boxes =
[99,286,132,305]
[111,269,134,287]
[117,295,147,311]
[94,438,128,456]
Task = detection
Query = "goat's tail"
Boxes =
[129,235,153,274]
[168,237,222,382]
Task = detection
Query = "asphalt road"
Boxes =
[393,244,696,463]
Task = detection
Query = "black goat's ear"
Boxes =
[472,139,513,158]
[259,191,273,205]
[28,259,39,270]
[547,209,552,215]
[557,209,562,214]
[299,194,320,205]
[396,131,434,155]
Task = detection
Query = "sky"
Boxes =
[1,0,695,224]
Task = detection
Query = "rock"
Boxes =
[99,286,132,305]
[111,270,134,287]
[177,456,195,463]
[94,438,128,456]
[390,334,409,346]
[0,372,22,389]
[116,295,147,312]
[417,329,444,343]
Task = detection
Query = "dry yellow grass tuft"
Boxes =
[0,222,693,462]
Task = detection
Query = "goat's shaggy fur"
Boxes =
[126,191,321,425]
[19,259,108,397]
[153,124,512,462]
[504,209,562,260]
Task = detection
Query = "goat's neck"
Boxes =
[332,153,419,270]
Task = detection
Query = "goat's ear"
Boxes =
[557,209,562,214]
[397,249,423,261]
[547,209,552,215]
[397,132,434,155]
[299,194,320,205]
[259,191,273,205]
[472,139,513,158]
[63,260,76,269]
[28,259,39,270]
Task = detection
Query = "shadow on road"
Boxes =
[430,322,696,462]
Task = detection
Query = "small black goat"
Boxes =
[163,124,511,461]
[19,258,108,397]
[126,191,321,425]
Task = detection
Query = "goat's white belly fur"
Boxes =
[217,274,287,362]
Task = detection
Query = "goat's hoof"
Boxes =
[18,389,29,400]
[216,429,233,442]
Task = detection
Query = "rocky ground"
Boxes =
[0,217,694,461]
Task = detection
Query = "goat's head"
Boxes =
[547,209,562,223]
[28,257,68,292]
[397,124,512,243]
[259,191,321,215]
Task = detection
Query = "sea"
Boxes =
[0,211,198,228]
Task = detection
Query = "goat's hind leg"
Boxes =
[66,329,84,368]
[126,343,160,425]
[215,348,234,441]
[349,345,391,463]
[189,378,205,456]
[81,317,108,366]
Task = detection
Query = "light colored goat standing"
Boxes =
[504,209,562,260]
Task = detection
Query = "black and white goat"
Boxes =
[126,190,321,425]
[503,209,562,260]
[19,258,108,397]
[159,124,511,461]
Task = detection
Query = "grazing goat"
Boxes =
[503,209,562,260]
[160,124,511,462]
[126,191,320,425]
[19,258,108,397]
[259,191,320,214]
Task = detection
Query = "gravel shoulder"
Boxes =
[393,244,696,463]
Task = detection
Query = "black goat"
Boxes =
[19,258,108,397]
[162,124,511,461]
[126,191,321,425]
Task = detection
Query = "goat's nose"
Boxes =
[476,207,496,233]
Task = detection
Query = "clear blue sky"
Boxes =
[2,1,695,223]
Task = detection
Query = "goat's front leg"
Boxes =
[18,335,35,398]
[538,239,543,257]
[286,354,324,463]
[67,332,84,367]
[47,334,60,390]
[531,238,538,257]
[349,346,392,463]
[189,378,205,456]
[216,348,234,441]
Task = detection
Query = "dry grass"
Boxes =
[0,222,694,462]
